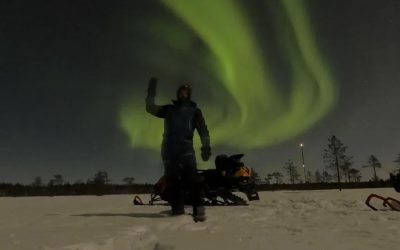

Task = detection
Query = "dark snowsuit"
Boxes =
[146,91,210,213]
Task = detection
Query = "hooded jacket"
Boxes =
[146,95,210,159]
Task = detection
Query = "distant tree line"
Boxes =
[0,171,152,197]
[2,135,400,196]
[256,180,392,192]
[258,135,400,191]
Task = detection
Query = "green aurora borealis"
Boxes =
[119,0,337,153]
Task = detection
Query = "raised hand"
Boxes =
[147,77,158,97]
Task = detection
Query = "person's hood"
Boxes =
[176,84,192,100]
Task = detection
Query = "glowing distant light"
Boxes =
[300,143,304,147]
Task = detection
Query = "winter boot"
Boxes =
[192,206,206,222]
[170,201,185,216]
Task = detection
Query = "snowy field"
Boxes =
[1,188,400,250]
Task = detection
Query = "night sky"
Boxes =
[1,0,400,184]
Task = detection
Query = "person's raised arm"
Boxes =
[194,108,211,161]
[145,77,166,118]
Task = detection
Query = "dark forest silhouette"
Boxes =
[1,135,399,197]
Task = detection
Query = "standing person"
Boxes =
[145,77,211,222]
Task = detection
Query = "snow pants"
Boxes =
[163,154,203,213]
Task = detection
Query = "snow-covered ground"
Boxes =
[1,188,400,250]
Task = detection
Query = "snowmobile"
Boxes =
[138,154,260,206]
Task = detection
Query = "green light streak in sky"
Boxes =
[119,0,337,151]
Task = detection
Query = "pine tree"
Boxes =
[283,159,300,184]
[122,177,135,185]
[322,171,332,183]
[315,170,323,183]
[49,174,64,186]
[323,135,353,190]
[270,172,284,184]
[394,153,400,173]
[89,171,111,185]
[32,176,43,187]
[264,175,272,185]
[348,168,362,183]
[306,170,314,183]
[251,168,262,184]
[362,155,382,182]
[89,171,111,196]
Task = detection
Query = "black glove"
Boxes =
[147,77,158,97]
[201,145,211,161]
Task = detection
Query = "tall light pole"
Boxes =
[300,143,306,183]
